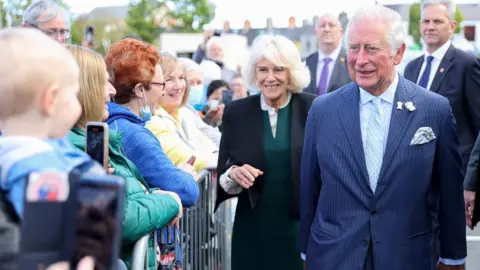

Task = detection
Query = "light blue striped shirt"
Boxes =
[359,74,398,152]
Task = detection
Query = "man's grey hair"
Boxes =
[346,5,406,56]
[22,0,70,27]
[421,0,456,20]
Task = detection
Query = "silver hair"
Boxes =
[347,5,406,56]
[179,57,204,82]
[22,0,70,27]
[205,36,223,59]
[421,0,456,20]
[178,58,201,73]
[242,34,310,92]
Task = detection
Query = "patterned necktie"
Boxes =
[317,57,332,95]
[418,56,434,89]
[364,97,384,192]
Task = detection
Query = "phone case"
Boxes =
[18,171,81,270]
[85,122,109,171]
[74,174,125,270]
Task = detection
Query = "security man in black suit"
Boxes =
[404,0,480,173]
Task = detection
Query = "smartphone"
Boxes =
[71,174,125,270]
[19,171,81,270]
[86,122,109,171]
[85,26,94,46]
[221,89,233,105]
[187,156,196,165]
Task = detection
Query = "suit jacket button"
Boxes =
[362,240,369,246]
[371,210,377,216]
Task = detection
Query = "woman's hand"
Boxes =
[178,163,197,178]
[229,165,263,189]
[205,104,224,122]
[46,257,94,270]
[106,163,114,175]
[153,190,183,229]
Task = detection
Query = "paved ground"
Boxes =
[467,228,480,270]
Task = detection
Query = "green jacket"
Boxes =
[69,127,179,269]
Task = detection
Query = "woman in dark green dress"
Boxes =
[214,35,316,270]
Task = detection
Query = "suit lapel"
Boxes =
[429,45,455,93]
[328,49,347,92]
[251,96,265,156]
[339,85,372,195]
[289,94,305,217]
[376,77,417,195]
[245,96,265,208]
[308,53,319,93]
[290,94,304,176]
[410,57,424,83]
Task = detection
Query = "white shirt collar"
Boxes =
[425,40,451,61]
[359,73,399,105]
[260,92,292,112]
[318,45,342,63]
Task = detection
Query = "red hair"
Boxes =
[104,38,160,104]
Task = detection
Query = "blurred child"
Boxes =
[0,28,105,219]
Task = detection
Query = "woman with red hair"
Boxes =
[104,39,199,206]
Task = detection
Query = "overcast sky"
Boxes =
[64,0,478,28]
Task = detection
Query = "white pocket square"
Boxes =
[410,127,436,145]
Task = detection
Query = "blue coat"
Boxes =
[0,137,103,217]
[106,102,199,207]
[300,77,466,270]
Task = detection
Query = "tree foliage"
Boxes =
[409,1,464,46]
[71,18,126,55]
[1,0,6,27]
[409,2,422,46]
[125,0,164,44]
[167,0,215,33]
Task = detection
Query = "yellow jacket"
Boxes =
[146,107,218,172]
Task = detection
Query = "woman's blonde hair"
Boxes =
[66,45,106,127]
[159,52,189,106]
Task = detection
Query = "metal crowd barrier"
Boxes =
[131,169,233,270]
[131,235,150,270]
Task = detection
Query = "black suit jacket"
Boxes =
[304,48,352,95]
[214,92,316,218]
[404,44,480,171]
[464,133,480,191]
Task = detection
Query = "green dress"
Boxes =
[231,103,303,270]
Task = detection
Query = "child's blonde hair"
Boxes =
[0,28,79,119]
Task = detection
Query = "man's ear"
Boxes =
[39,84,59,116]
[393,43,407,66]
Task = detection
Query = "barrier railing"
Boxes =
[131,169,233,270]
[131,235,150,270]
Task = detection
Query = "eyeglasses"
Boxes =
[151,82,166,90]
[27,24,70,39]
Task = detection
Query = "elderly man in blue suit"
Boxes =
[300,5,466,270]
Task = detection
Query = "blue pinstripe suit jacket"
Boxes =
[300,76,467,270]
